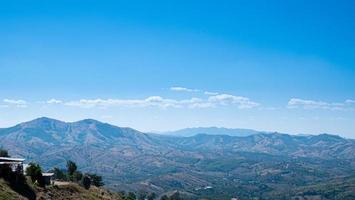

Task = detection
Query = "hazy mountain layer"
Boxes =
[160,127,262,137]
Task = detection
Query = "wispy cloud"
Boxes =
[170,86,199,92]
[64,94,259,109]
[65,96,186,108]
[0,91,259,110]
[345,99,355,104]
[287,98,354,110]
[46,99,63,104]
[3,99,28,108]
[204,91,219,96]
[209,94,259,109]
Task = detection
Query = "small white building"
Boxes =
[42,173,55,185]
[0,157,25,174]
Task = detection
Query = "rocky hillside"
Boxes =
[0,179,123,200]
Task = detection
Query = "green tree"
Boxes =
[52,167,66,180]
[66,160,77,176]
[81,175,91,189]
[73,171,83,182]
[88,173,104,187]
[26,162,44,187]
[0,148,9,157]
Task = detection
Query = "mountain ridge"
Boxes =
[1,117,350,139]
[0,117,354,199]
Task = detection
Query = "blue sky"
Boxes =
[0,0,355,137]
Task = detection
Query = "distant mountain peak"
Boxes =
[312,133,344,141]
[28,117,63,123]
[74,118,104,125]
[19,117,67,128]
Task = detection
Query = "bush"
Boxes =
[81,175,91,189]
[26,162,44,187]
[73,171,83,182]
[88,173,104,187]
[52,167,66,180]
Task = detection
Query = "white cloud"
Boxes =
[287,98,353,110]
[208,94,259,109]
[65,98,142,108]
[204,91,219,96]
[170,86,221,96]
[3,99,28,108]
[170,87,199,92]
[47,99,63,104]
[189,102,215,108]
[345,99,355,104]
[64,94,259,109]
[65,96,182,108]
[170,87,259,109]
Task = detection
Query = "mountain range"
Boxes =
[1,117,354,199]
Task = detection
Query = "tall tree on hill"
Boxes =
[66,160,77,176]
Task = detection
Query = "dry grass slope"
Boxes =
[0,179,123,200]
[0,179,27,200]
